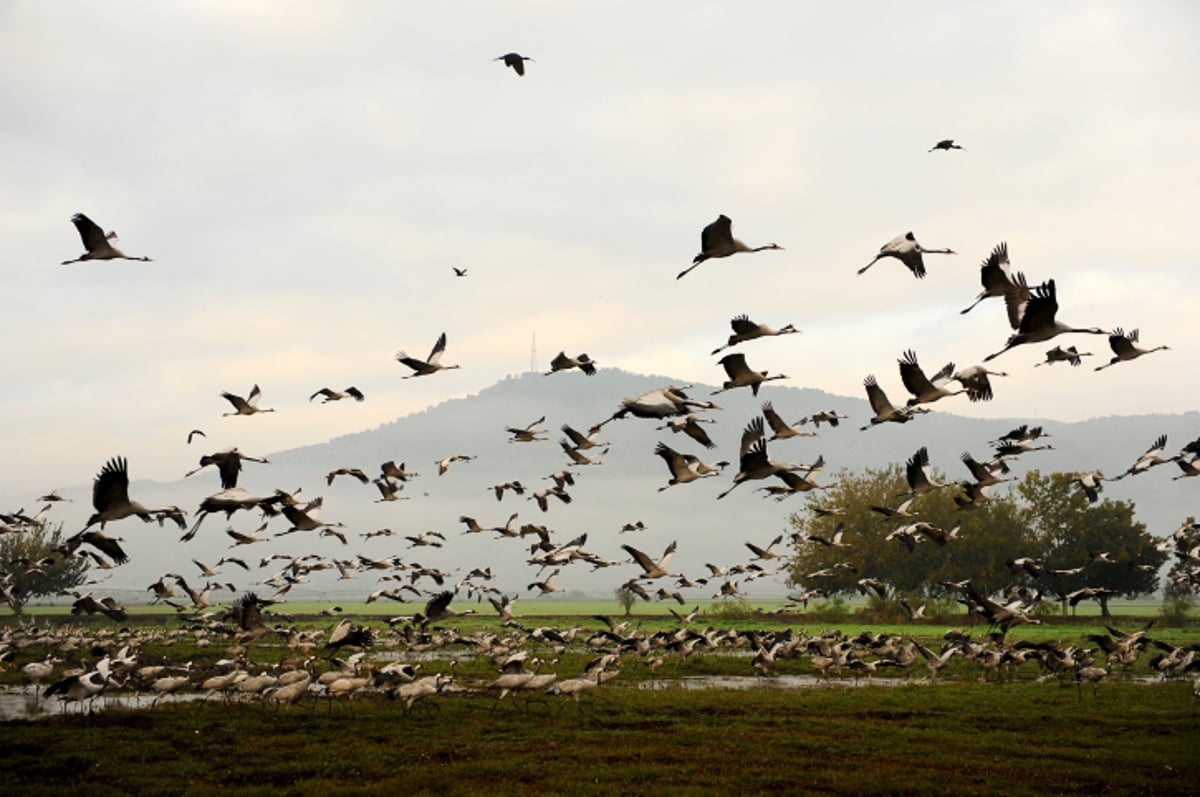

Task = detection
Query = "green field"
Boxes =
[3,604,1197,795]
[2,682,1197,796]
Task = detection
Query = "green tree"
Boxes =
[1015,470,1166,617]
[785,465,1035,603]
[1161,517,1198,600]
[0,522,90,614]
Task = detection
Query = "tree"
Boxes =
[1161,517,1199,600]
[785,465,1035,604]
[1016,471,1167,617]
[785,467,1165,619]
[0,522,90,614]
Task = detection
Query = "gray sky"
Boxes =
[1,1,1197,494]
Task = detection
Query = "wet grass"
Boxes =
[2,682,1196,796]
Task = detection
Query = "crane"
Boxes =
[653,442,722,491]
[712,353,788,396]
[984,274,1106,361]
[677,215,782,279]
[929,139,965,152]
[858,232,955,278]
[61,213,152,265]
[898,350,965,406]
[495,52,533,75]
[860,375,929,430]
[310,386,365,403]
[1094,328,1169,371]
[960,242,1014,314]
[184,448,269,489]
[545,352,597,376]
[396,332,460,377]
[710,314,799,354]
[221,384,276,416]
[1034,345,1093,367]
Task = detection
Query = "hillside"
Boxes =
[7,369,1197,601]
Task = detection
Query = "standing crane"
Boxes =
[677,215,783,279]
[857,232,954,279]
[60,213,152,264]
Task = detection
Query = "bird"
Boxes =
[900,447,949,497]
[677,215,783,280]
[452,266,468,277]
[561,423,606,450]
[1113,435,1174,480]
[761,402,816,441]
[654,442,722,492]
[984,274,1106,361]
[395,332,460,378]
[528,569,562,595]
[491,480,526,500]
[898,350,966,406]
[717,417,802,499]
[745,534,784,561]
[436,454,475,476]
[860,376,929,430]
[545,352,597,376]
[495,52,533,75]
[325,618,375,651]
[221,384,276,416]
[950,365,1007,402]
[327,467,370,486]
[598,385,720,426]
[43,658,114,712]
[712,353,788,396]
[928,139,965,152]
[1034,345,1093,367]
[1173,456,1200,480]
[184,448,269,489]
[807,410,849,428]
[857,232,955,278]
[1073,471,1104,503]
[1094,328,1169,371]
[186,429,206,445]
[529,486,572,512]
[79,456,158,531]
[60,213,152,265]
[373,477,407,502]
[380,461,419,481]
[622,541,678,579]
[710,315,799,355]
[412,590,476,628]
[655,415,718,449]
[961,243,1013,314]
[507,416,548,443]
[310,386,365,403]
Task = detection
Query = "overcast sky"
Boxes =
[1,1,1197,495]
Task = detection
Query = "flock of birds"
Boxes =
[3,60,1196,712]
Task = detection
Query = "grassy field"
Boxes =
[1,682,1197,796]
[3,604,1197,795]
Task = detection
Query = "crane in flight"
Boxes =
[61,213,152,264]
[396,332,460,377]
[677,215,782,280]
[858,232,954,279]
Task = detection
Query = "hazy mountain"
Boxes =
[7,369,1196,602]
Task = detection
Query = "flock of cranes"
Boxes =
[9,53,1195,716]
